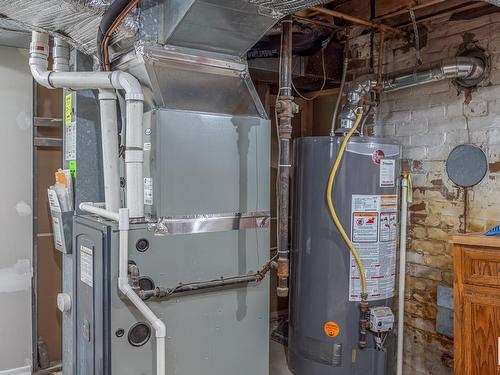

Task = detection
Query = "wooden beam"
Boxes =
[303,88,340,99]
[311,6,404,35]
[373,0,448,21]
[293,15,345,30]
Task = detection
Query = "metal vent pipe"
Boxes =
[336,56,486,133]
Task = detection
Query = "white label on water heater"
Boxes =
[349,195,398,302]
[380,159,395,187]
[80,245,93,288]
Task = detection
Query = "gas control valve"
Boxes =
[369,306,394,333]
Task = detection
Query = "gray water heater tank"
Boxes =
[289,136,401,375]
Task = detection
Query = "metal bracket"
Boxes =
[148,211,271,235]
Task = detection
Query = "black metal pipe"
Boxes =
[139,258,276,300]
[276,16,295,298]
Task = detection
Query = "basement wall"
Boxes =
[0,46,33,373]
[348,10,500,375]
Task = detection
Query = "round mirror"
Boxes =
[446,144,487,188]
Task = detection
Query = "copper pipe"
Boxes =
[311,6,403,35]
[101,0,139,71]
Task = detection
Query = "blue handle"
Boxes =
[485,225,500,236]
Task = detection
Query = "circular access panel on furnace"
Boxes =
[446,144,487,187]
[128,322,151,347]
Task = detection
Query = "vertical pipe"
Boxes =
[276,16,295,297]
[396,175,409,375]
[99,89,121,212]
[330,30,350,136]
[124,100,145,218]
[53,37,70,73]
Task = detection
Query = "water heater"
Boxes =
[289,136,401,375]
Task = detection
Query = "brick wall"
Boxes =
[350,11,500,375]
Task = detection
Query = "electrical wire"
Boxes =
[409,9,422,66]
[326,108,368,299]
[291,46,327,101]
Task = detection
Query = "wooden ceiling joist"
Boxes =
[310,6,404,35]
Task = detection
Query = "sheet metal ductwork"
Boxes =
[0,0,328,57]
[337,56,487,132]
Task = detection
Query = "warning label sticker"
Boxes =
[324,321,340,338]
[380,159,396,187]
[349,195,398,302]
[80,245,93,288]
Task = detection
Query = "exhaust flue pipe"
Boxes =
[336,56,486,132]
[29,31,144,218]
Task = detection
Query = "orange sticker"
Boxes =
[324,321,340,337]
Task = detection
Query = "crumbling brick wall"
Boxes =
[349,10,500,375]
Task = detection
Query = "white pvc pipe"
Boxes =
[78,204,167,374]
[118,209,166,375]
[124,100,145,218]
[396,176,409,375]
[99,89,121,212]
[79,203,119,222]
[29,31,145,218]
[33,29,162,371]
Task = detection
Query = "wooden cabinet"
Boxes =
[452,234,500,375]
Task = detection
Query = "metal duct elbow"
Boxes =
[337,80,375,133]
[336,56,486,133]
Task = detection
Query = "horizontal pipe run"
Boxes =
[30,31,145,218]
[79,203,119,222]
[336,56,486,132]
[140,259,275,300]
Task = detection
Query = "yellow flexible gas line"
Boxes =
[326,109,368,300]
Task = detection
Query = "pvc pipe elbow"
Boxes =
[153,320,167,338]
[111,71,144,101]
[29,63,52,88]
[118,277,131,292]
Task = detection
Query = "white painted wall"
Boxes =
[0,46,33,373]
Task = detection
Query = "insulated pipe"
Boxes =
[396,175,409,375]
[336,56,486,132]
[99,89,121,212]
[30,31,145,218]
[118,208,166,375]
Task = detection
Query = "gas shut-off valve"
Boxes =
[369,306,394,351]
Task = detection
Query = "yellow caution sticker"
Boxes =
[65,93,72,125]
[324,321,340,338]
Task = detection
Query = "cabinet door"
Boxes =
[463,286,500,375]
